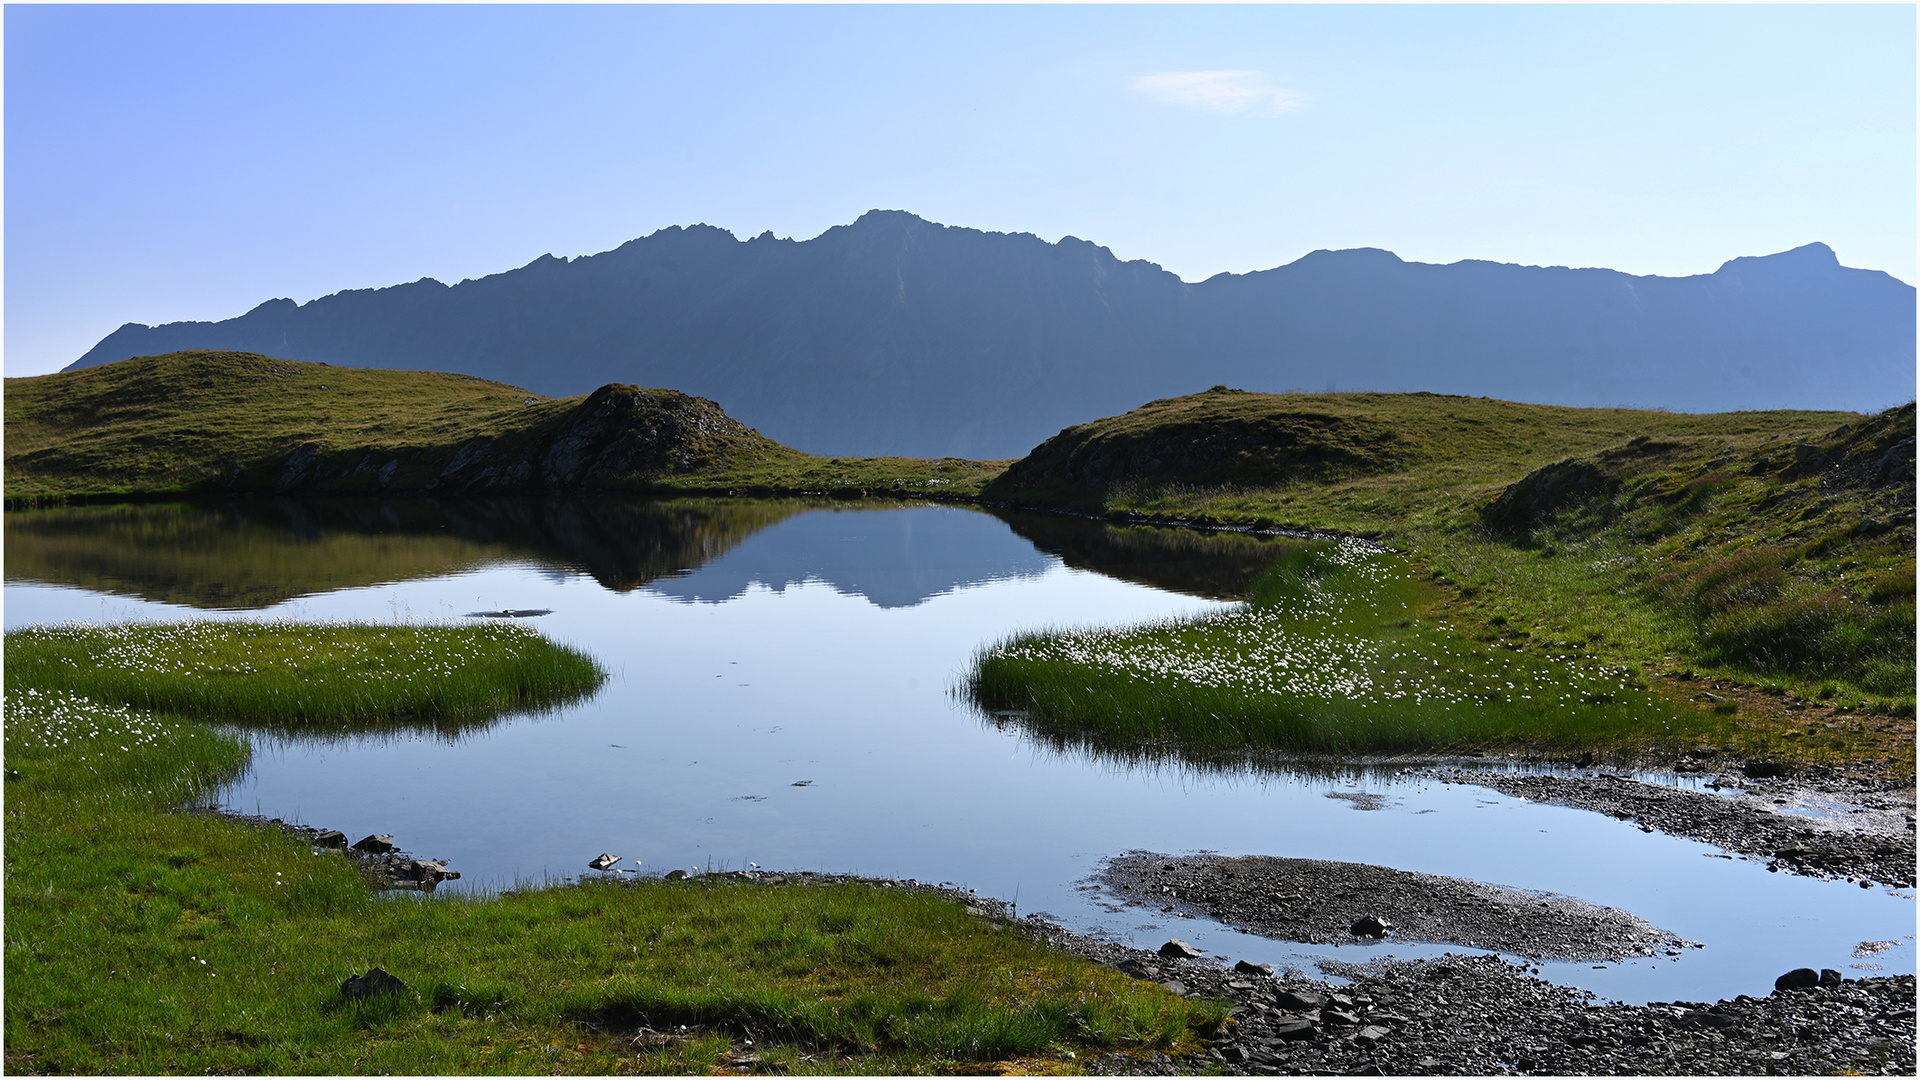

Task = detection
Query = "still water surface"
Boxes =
[4,498,1911,1005]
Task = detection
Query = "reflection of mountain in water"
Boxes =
[3,497,1300,613]
[650,506,1052,608]
[3,498,813,610]
[991,510,1305,599]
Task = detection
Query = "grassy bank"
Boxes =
[4,623,1218,1074]
[984,389,1915,768]
[969,540,1727,761]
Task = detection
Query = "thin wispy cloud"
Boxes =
[1131,70,1310,116]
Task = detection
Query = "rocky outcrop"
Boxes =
[258,382,791,497]
[422,383,781,494]
[1480,458,1620,535]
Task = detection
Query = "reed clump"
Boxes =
[969,540,1723,758]
[5,619,605,736]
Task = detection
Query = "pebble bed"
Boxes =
[1417,766,1917,888]
[1097,852,1692,962]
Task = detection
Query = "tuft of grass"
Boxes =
[969,540,1725,760]
[3,622,1218,1074]
[5,620,606,737]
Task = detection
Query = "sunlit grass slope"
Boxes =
[4,624,1219,1074]
[986,389,1915,745]
[3,350,1007,501]
[969,540,1724,760]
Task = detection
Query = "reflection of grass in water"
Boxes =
[5,621,605,738]
[969,540,1723,757]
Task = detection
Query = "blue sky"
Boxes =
[6,4,1914,376]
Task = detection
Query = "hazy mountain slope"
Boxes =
[72,211,1915,458]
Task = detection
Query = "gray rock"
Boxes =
[665,868,692,881]
[1271,1019,1317,1041]
[1158,980,1188,996]
[1159,938,1203,959]
[1235,959,1276,977]
[399,859,459,884]
[352,834,397,854]
[311,829,347,849]
[588,853,621,871]
[1775,967,1821,992]
[1350,914,1394,937]
[342,967,410,1000]
[1820,968,1844,986]
[1278,989,1329,1011]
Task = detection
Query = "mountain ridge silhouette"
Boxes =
[70,211,1916,458]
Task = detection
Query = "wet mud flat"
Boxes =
[1415,766,1917,888]
[1098,853,1691,963]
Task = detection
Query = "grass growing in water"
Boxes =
[4,623,1218,1073]
[5,620,605,737]
[970,539,1722,758]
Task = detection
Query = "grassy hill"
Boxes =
[3,351,1006,502]
[8,356,1912,760]
[988,387,1916,755]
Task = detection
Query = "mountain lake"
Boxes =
[4,497,1911,1006]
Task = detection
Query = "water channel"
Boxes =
[4,497,1911,1006]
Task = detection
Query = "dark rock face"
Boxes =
[1776,967,1821,992]
[1481,458,1621,535]
[341,967,410,1001]
[68,211,1917,459]
[532,384,757,486]
[351,834,397,854]
[423,383,772,494]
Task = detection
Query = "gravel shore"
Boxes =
[1415,765,1916,888]
[1098,852,1692,962]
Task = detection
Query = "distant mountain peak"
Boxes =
[1716,241,1840,276]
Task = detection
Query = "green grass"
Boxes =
[969,540,1726,761]
[3,350,1007,503]
[4,623,1220,1074]
[5,621,607,738]
[983,389,1915,765]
